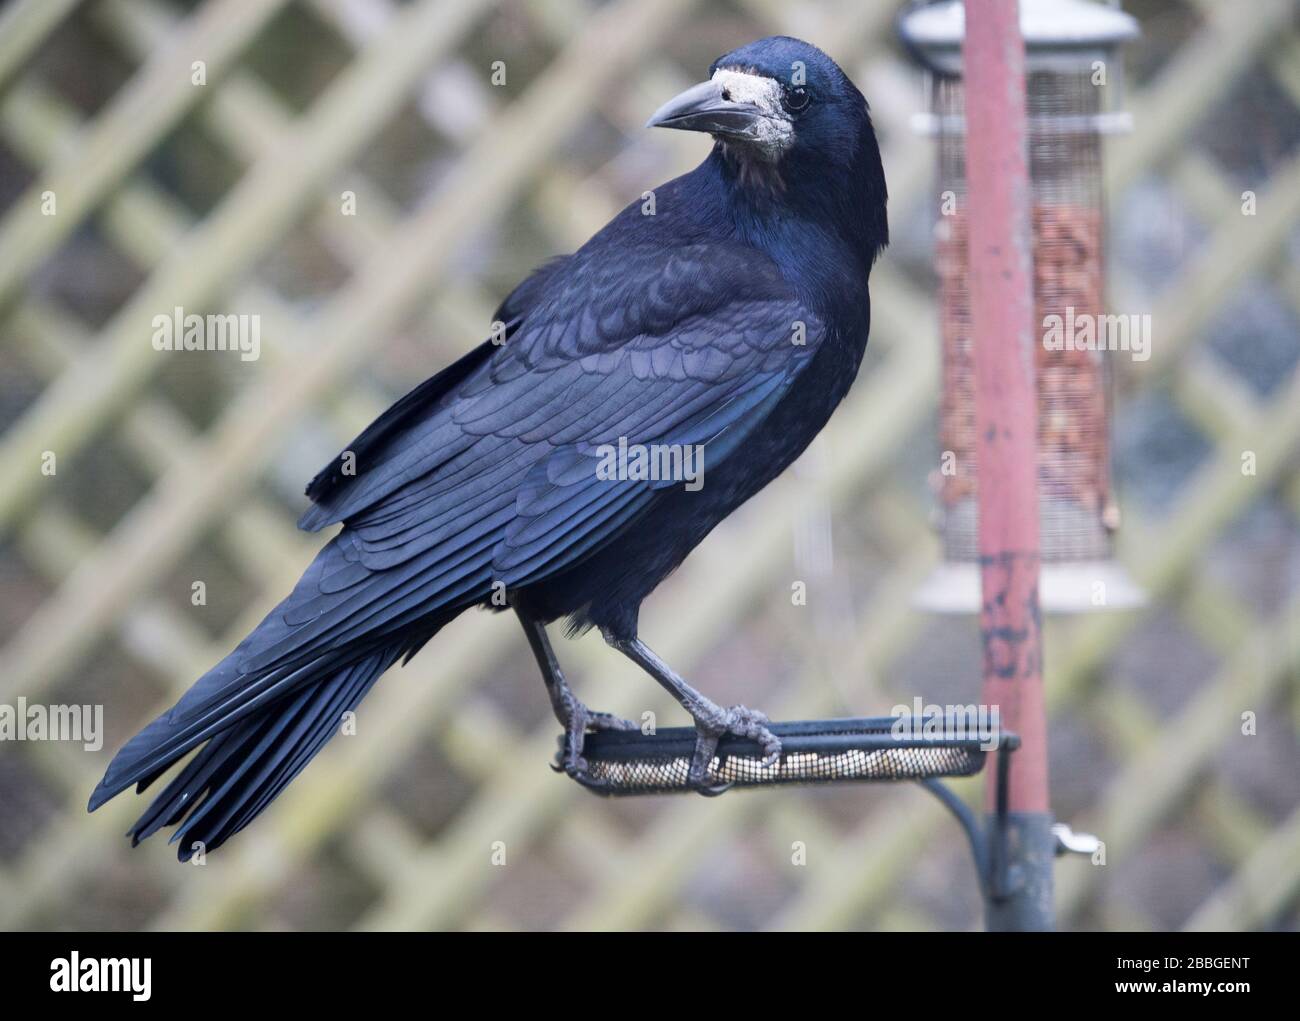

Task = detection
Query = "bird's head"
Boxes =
[649,37,872,173]
[648,37,886,262]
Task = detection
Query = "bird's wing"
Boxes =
[233,242,824,673]
[301,255,572,510]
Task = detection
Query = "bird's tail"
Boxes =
[88,640,411,860]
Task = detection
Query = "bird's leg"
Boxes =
[516,612,636,776]
[603,631,781,796]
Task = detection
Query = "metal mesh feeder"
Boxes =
[574,716,1029,904]
[576,717,1009,796]
[901,0,1145,613]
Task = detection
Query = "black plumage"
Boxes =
[90,36,888,857]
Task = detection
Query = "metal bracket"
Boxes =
[922,741,1103,925]
[919,732,1022,902]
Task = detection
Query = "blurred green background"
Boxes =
[0,0,1297,930]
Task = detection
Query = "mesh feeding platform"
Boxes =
[577,716,1011,796]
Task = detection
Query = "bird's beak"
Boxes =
[646,79,765,140]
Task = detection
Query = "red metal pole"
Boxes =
[963,0,1053,929]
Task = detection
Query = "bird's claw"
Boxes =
[551,691,780,798]
[552,693,636,780]
[687,703,781,794]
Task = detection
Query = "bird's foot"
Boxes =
[687,703,782,796]
[550,692,637,779]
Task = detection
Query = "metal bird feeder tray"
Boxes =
[901,0,1145,613]
[578,716,1014,795]
[577,718,1027,902]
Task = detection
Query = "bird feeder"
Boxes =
[901,0,1145,612]
[578,717,997,794]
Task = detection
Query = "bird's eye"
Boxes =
[783,86,810,113]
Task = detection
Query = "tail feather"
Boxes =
[89,653,327,811]
[218,663,379,846]
[88,525,465,859]
[127,710,266,845]
[91,644,403,860]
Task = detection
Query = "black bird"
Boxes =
[89,36,888,858]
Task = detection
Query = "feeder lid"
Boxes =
[899,0,1139,74]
